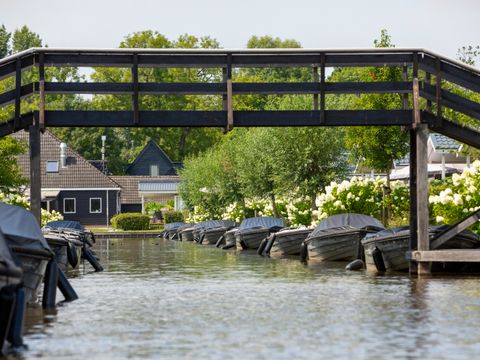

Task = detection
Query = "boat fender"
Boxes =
[7,286,26,348]
[372,247,386,273]
[345,259,365,271]
[0,285,16,352]
[263,235,276,257]
[215,235,225,248]
[67,241,79,268]
[42,260,59,308]
[300,242,308,262]
[222,243,236,250]
[82,247,104,272]
[57,268,79,302]
[257,238,268,256]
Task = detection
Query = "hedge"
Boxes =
[111,213,150,230]
[163,211,184,224]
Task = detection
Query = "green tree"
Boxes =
[0,25,10,58]
[0,137,27,191]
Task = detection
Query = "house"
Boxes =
[13,130,121,225]
[112,140,184,213]
[390,133,468,180]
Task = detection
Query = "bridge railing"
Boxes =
[0,48,479,146]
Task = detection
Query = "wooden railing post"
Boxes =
[132,53,139,125]
[38,52,45,132]
[435,58,443,127]
[29,120,41,225]
[320,53,326,124]
[14,58,21,130]
[224,54,233,132]
[313,66,319,110]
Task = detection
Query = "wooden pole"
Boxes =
[313,66,319,110]
[38,53,45,132]
[226,54,233,132]
[29,120,41,225]
[413,77,430,275]
[320,53,326,124]
[132,54,139,125]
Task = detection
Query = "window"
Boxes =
[64,198,76,213]
[150,164,159,176]
[46,161,59,173]
[90,198,102,213]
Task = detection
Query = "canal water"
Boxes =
[12,238,480,359]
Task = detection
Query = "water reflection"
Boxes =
[7,238,480,359]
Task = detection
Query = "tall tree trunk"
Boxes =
[270,193,279,218]
[178,127,191,159]
[310,192,318,221]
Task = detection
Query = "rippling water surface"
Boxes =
[11,238,480,359]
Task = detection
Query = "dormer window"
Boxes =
[150,164,159,176]
[46,161,59,173]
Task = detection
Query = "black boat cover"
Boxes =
[164,222,185,231]
[363,225,478,242]
[0,203,50,251]
[0,228,22,277]
[45,220,84,231]
[197,220,236,231]
[239,217,285,231]
[309,213,384,238]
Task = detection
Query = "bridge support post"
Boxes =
[29,119,41,225]
[410,78,430,276]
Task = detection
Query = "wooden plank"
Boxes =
[409,128,418,274]
[226,55,233,131]
[420,84,480,121]
[320,53,326,124]
[402,65,408,109]
[0,113,34,137]
[38,53,45,131]
[411,250,480,262]
[37,81,413,95]
[425,72,432,112]
[313,66,319,110]
[29,121,41,225]
[0,55,35,81]
[427,115,480,149]
[0,83,35,107]
[430,209,480,249]
[14,59,21,130]
[41,110,412,128]
[132,54,139,125]
[435,58,443,126]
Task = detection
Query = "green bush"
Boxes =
[111,213,150,230]
[163,211,184,224]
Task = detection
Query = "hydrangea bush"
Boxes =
[0,191,63,226]
[429,160,480,232]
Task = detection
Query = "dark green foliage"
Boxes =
[0,137,27,191]
[111,213,151,230]
[163,211,184,224]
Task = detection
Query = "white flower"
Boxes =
[436,216,444,223]
[453,194,463,206]
[334,200,343,208]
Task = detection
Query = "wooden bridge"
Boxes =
[1,47,480,274]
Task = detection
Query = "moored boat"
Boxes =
[178,225,195,241]
[199,220,236,245]
[236,217,285,250]
[221,228,238,249]
[362,226,480,273]
[162,222,186,240]
[0,204,52,304]
[262,228,312,257]
[302,213,384,263]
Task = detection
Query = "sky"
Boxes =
[1,0,479,61]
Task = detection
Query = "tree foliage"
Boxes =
[0,137,27,191]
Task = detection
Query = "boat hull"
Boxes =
[269,229,312,257]
[180,228,194,241]
[10,248,50,304]
[203,227,227,245]
[236,228,270,250]
[362,231,480,273]
[306,230,369,262]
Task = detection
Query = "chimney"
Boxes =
[60,142,67,168]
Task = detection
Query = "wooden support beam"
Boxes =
[409,128,418,274]
[425,72,432,112]
[38,53,45,132]
[320,53,326,124]
[402,65,408,110]
[435,58,443,127]
[313,66,319,110]
[132,54,139,125]
[29,121,41,225]
[226,55,233,132]
[426,114,480,149]
[430,209,480,249]
[14,59,21,130]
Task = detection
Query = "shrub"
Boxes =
[111,213,150,230]
[163,211,184,224]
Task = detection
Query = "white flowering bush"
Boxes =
[0,191,63,226]
[429,160,480,232]
[312,176,410,225]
